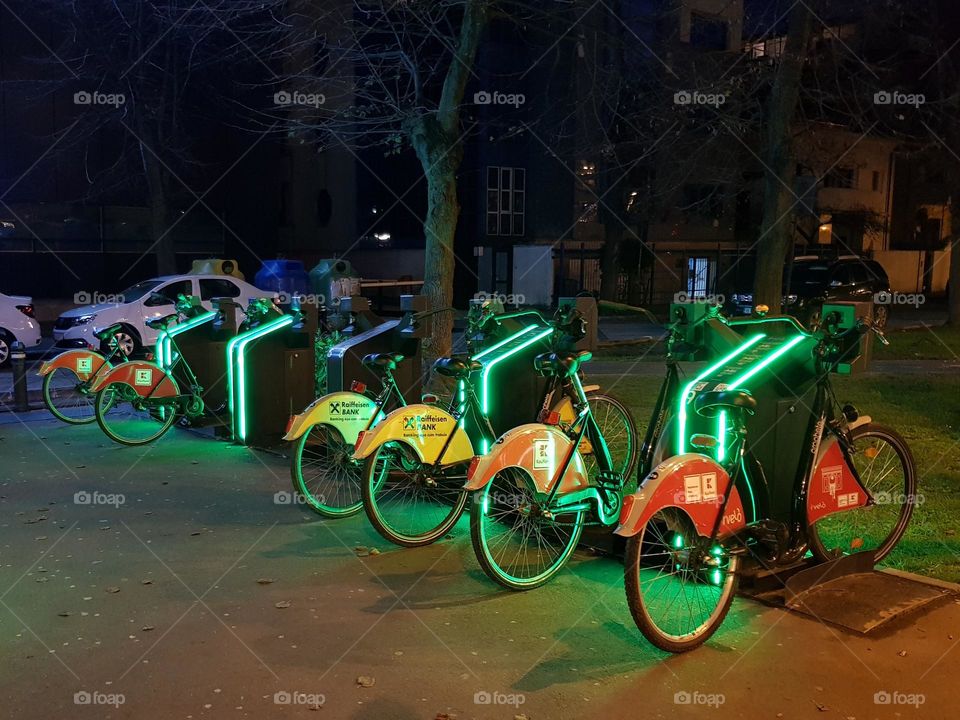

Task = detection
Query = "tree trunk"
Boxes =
[752,3,812,312]
[599,222,623,301]
[142,139,175,275]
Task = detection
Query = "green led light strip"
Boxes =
[677,334,765,455]
[715,333,807,461]
[156,311,217,370]
[226,315,294,441]
[481,327,554,416]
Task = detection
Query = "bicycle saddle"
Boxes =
[362,352,405,371]
[145,313,179,330]
[694,389,758,418]
[434,355,482,378]
[534,350,592,377]
[94,323,124,341]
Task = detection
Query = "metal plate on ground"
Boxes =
[785,571,951,633]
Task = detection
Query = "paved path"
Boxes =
[0,414,957,719]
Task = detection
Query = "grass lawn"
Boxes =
[875,324,960,361]
[598,371,960,582]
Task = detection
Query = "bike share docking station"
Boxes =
[152,297,240,433]
[673,300,950,634]
[226,299,317,447]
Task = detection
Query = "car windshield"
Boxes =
[786,263,829,289]
[117,280,163,303]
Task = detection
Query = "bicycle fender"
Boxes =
[807,435,870,524]
[615,453,746,539]
[89,362,179,398]
[38,350,111,381]
[463,424,590,494]
[284,392,379,443]
[352,404,473,465]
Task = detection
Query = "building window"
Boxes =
[823,167,856,189]
[687,257,712,297]
[486,166,525,236]
[689,13,728,50]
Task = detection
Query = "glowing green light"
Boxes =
[711,569,723,585]
[480,327,553,415]
[157,311,217,370]
[711,545,723,556]
[673,534,684,549]
[677,334,765,454]
[226,315,294,441]
[727,334,806,389]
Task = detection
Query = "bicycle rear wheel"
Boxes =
[471,467,584,590]
[42,368,99,424]
[362,441,468,547]
[624,507,739,653]
[291,424,363,517]
[95,384,177,446]
[808,423,917,563]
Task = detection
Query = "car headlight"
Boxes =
[76,313,97,325]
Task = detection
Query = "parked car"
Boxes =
[53,273,269,357]
[727,255,892,329]
[0,293,42,366]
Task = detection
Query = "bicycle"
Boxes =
[355,306,637,549]
[37,327,130,424]
[465,346,638,589]
[285,352,412,517]
[90,307,214,445]
[616,312,916,652]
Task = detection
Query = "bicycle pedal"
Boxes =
[597,471,623,488]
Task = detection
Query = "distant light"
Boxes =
[374,232,391,241]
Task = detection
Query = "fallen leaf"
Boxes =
[275,601,291,609]
[257,578,275,585]
[356,676,375,688]
[106,587,121,594]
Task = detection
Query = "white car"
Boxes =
[53,274,269,357]
[0,292,42,366]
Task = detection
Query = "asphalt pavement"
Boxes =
[0,412,958,719]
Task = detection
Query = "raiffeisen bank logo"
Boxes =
[402,413,448,432]
[329,399,368,416]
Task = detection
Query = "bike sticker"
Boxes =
[821,465,843,497]
[76,357,93,374]
[701,472,718,502]
[533,440,551,469]
[134,368,154,387]
[684,474,702,503]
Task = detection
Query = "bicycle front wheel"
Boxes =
[471,467,584,590]
[584,392,638,492]
[808,423,917,563]
[624,507,739,653]
[42,368,99,424]
[362,441,468,547]
[291,423,363,517]
[95,384,177,446]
